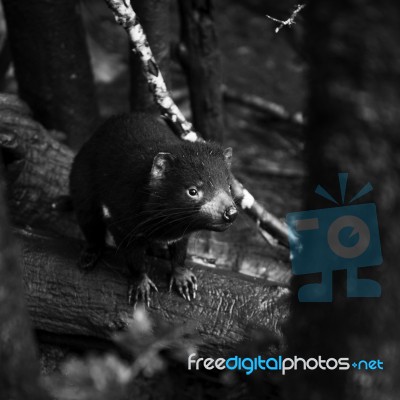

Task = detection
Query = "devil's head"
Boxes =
[146,142,238,240]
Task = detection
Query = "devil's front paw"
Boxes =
[78,246,102,271]
[128,274,158,307]
[170,267,198,301]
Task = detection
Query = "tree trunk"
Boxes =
[129,0,171,113]
[284,1,400,399]
[178,0,224,142]
[19,228,289,357]
[0,160,49,399]
[2,0,99,149]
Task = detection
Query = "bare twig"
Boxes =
[172,42,304,125]
[266,4,306,33]
[172,85,304,125]
[223,85,304,125]
[104,0,292,247]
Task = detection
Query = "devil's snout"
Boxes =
[223,206,238,223]
[199,190,238,230]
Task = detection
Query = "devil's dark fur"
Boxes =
[70,113,237,304]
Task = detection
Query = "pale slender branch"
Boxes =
[266,4,306,33]
[104,0,292,247]
[104,0,198,142]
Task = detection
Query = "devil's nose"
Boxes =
[223,206,238,223]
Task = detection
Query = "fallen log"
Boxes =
[0,93,290,355]
[19,228,289,356]
[0,93,291,283]
[0,94,78,238]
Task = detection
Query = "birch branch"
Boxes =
[104,0,292,247]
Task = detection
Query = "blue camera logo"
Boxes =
[286,173,382,302]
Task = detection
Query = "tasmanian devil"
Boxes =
[69,113,237,306]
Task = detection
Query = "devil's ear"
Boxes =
[150,152,174,181]
[223,147,233,169]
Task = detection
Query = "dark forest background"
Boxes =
[0,0,399,399]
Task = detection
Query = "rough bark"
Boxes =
[0,94,78,238]
[0,160,49,399]
[19,228,289,357]
[178,0,224,142]
[129,0,171,113]
[2,0,99,149]
[284,1,400,399]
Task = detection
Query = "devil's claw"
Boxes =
[129,274,158,307]
[170,267,198,301]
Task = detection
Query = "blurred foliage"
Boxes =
[45,307,196,400]
[46,355,131,400]
[43,308,284,400]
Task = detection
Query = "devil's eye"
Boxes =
[187,187,198,197]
